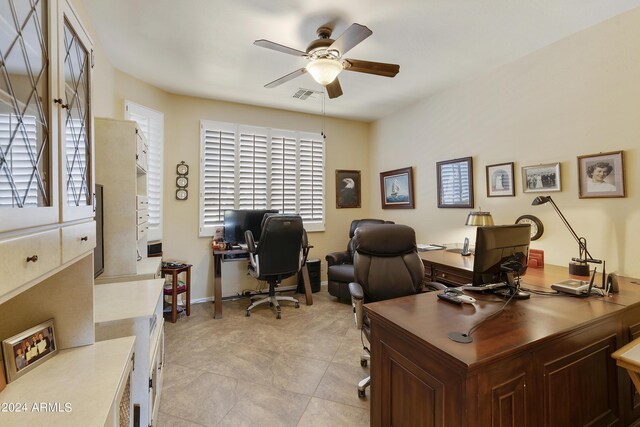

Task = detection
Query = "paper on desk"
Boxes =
[417,243,446,251]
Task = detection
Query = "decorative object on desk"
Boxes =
[1,319,57,383]
[448,209,494,256]
[486,162,515,197]
[436,157,473,208]
[577,150,625,199]
[335,169,361,208]
[522,162,560,193]
[515,214,544,240]
[532,195,602,276]
[380,166,414,209]
[528,248,544,268]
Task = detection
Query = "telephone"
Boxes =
[606,273,619,294]
[461,237,471,256]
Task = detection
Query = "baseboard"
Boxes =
[191,284,300,305]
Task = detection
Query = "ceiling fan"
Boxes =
[254,23,400,99]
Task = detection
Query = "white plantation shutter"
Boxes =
[239,128,268,210]
[299,134,324,225]
[125,101,164,241]
[65,118,88,206]
[269,133,298,215]
[200,124,236,235]
[0,115,38,207]
[199,120,325,236]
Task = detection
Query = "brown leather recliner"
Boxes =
[348,224,446,398]
[325,219,394,303]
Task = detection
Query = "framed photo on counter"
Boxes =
[2,319,57,383]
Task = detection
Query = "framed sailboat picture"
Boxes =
[380,167,415,209]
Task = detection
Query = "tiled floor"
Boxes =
[157,288,370,426]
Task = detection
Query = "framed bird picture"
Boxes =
[336,170,361,208]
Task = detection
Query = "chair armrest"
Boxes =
[245,230,256,253]
[349,282,365,329]
[326,251,350,267]
[424,281,448,292]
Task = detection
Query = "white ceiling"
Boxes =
[81,0,640,122]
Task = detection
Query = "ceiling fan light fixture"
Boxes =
[305,58,343,86]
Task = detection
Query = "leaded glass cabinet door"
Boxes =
[59,0,93,222]
[0,0,59,232]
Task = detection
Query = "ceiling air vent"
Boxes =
[292,88,321,101]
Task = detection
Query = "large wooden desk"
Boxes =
[367,251,640,426]
[212,248,313,319]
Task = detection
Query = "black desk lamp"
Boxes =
[531,196,601,276]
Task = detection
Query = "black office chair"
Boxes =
[245,214,306,319]
[348,224,446,397]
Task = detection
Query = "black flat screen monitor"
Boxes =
[472,224,531,287]
[223,209,279,244]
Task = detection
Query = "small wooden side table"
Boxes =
[160,263,192,323]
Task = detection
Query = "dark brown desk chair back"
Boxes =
[348,224,446,397]
[326,218,394,303]
[245,214,306,319]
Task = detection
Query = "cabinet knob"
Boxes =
[53,98,69,109]
[80,236,88,242]
[26,255,38,263]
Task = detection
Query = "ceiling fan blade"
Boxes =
[264,68,307,88]
[254,39,308,57]
[329,23,372,55]
[326,78,343,99]
[342,59,400,77]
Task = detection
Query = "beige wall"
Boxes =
[163,95,370,299]
[370,8,640,278]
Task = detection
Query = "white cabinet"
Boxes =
[95,118,151,279]
[0,3,136,426]
[95,279,165,427]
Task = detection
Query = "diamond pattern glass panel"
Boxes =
[0,0,50,208]
[63,17,90,207]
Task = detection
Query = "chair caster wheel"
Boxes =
[245,310,250,317]
[269,302,274,307]
[276,313,281,319]
[358,389,366,398]
[295,302,300,309]
[360,359,368,367]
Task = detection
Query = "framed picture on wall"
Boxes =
[380,167,415,209]
[577,151,625,198]
[2,319,57,383]
[521,162,561,193]
[486,162,515,197]
[335,170,361,208]
[436,157,474,208]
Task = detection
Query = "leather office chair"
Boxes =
[245,214,306,319]
[326,219,394,303]
[348,224,446,397]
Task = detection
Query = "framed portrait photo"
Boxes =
[1,319,57,383]
[380,167,415,209]
[335,170,361,208]
[577,151,625,198]
[521,162,561,193]
[436,157,474,208]
[486,162,515,197]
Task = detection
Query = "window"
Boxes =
[125,101,164,241]
[199,120,325,237]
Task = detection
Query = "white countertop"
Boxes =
[94,278,164,323]
[0,336,135,426]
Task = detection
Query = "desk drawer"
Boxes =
[137,195,148,210]
[432,266,471,286]
[137,223,148,241]
[137,209,148,225]
[0,229,61,297]
[61,221,96,264]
